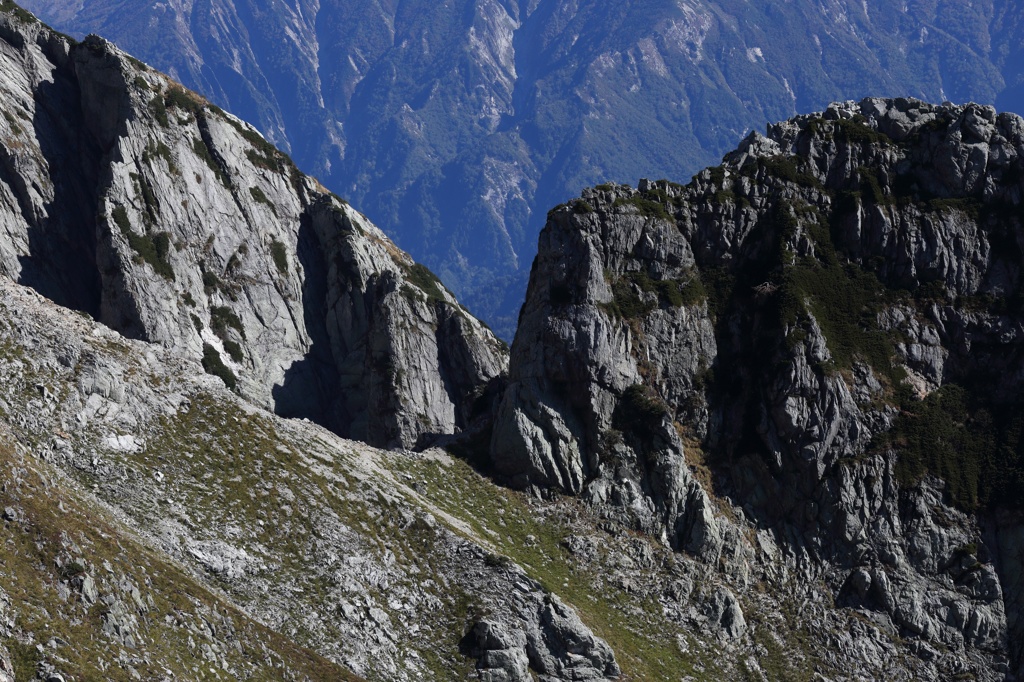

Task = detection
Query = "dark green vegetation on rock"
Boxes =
[201,343,237,389]
[112,205,175,281]
[270,239,288,274]
[774,201,902,383]
[403,262,447,304]
[601,268,704,320]
[884,386,1024,510]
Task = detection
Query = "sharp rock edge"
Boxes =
[0,10,508,452]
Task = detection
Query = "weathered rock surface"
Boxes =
[464,593,620,682]
[20,0,1024,338]
[0,9,506,449]
[493,97,1024,679]
[0,274,616,681]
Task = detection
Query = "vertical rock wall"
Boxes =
[0,14,507,448]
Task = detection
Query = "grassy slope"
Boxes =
[389,454,717,681]
[0,434,363,682]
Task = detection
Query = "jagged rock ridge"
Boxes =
[493,97,1024,679]
[0,9,507,450]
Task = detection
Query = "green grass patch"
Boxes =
[775,204,901,382]
[129,172,159,224]
[883,385,1024,511]
[111,206,174,280]
[200,265,222,293]
[163,85,204,117]
[223,339,244,363]
[0,1,38,24]
[118,393,477,678]
[210,305,245,341]
[928,197,983,222]
[603,276,654,320]
[111,205,132,233]
[270,240,288,275]
[2,109,22,135]
[192,136,230,188]
[142,140,177,174]
[602,269,705,320]
[754,156,822,189]
[612,195,671,221]
[742,605,820,682]
[612,384,668,433]
[249,186,278,215]
[7,638,41,681]
[404,263,446,303]
[148,94,168,127]
[833,116,894,146]
[390,455,710,681]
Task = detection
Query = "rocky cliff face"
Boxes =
[0,9,506,450]
[494,97,1024,679]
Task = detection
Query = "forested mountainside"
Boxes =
[1,2,1024,680]
[17,0,1024,338]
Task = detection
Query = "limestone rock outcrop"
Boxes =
[5,1,1024,676]
[493,97,1024,679]
[0,12,506,449]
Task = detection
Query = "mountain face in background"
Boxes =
[17,0,1024,338]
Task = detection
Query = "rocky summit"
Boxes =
[491,96,1024,679]
[1,2,1024,681]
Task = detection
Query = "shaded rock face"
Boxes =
[0,12,506,449]
[493,97,1024,677]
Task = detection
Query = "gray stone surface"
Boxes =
[0,15,506,450]
[2,5,1024,677]
[493,97,1024,679]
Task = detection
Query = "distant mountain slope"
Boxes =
[18,0,1024,338]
